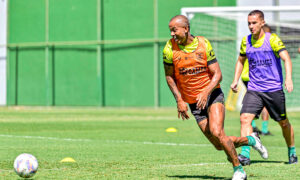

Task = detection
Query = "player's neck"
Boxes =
[182,34,194,46]
[252,30,265,40]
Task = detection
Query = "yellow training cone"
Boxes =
[166,127,178,132]
[60,157,76,163]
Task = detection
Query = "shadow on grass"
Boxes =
[167,175,230,179]
[251,160,285,164]
[167,160,287,179]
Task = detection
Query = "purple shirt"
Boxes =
[246,32,283,92]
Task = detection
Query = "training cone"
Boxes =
[166,127,178,132]
[60,157,76,163]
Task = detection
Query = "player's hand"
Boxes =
[177,100,189,120]
[196,91,209,110]
[285,78,293,93]
[230,81,238,93]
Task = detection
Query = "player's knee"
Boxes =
[279,119,290,128]
[210,128,222,139]
[240,115,252,126]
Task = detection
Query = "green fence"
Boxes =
[7,0,235,107]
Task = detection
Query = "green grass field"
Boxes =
[0,107,299,179]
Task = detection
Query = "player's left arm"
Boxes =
[196,38,222,109]
[279,50,293,93]
[271,33,293,93]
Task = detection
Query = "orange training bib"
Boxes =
[171,36,220,104]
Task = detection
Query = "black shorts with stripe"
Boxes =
[241,90,287,121]
[189,88,224,124]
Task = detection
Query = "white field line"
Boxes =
[0,134,285,149]
[0,168,78,172]
[0,169,13,172]
[161,162,227,168]
[0,134,92,142]
[0,134,210,147]
[105,140,211,147]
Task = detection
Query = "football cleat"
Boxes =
[261,131,273,136]
[238,154,251,166]
[232,170,247,180]
[251,132,268,159]
[252,127,262,134]
[289,154,298,164]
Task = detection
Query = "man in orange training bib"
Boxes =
[163,15,268,180]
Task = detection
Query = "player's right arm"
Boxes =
[231,37,247,93]
[163,41,189,120]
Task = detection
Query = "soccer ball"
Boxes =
[14,153,38,178]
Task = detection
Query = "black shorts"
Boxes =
[242,81,260,119]
[189,88,224,124]
[241,90,287,121]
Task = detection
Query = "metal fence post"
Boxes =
[153,0,159,108]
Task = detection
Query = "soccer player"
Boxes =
[231,10,298,165]
[241,24,273,136]
[163,15,267,180]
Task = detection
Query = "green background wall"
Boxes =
[7,0,236,107]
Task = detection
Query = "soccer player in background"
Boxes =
[231,10,298,166]
[163,15,268,180]
[241,24,273,136]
